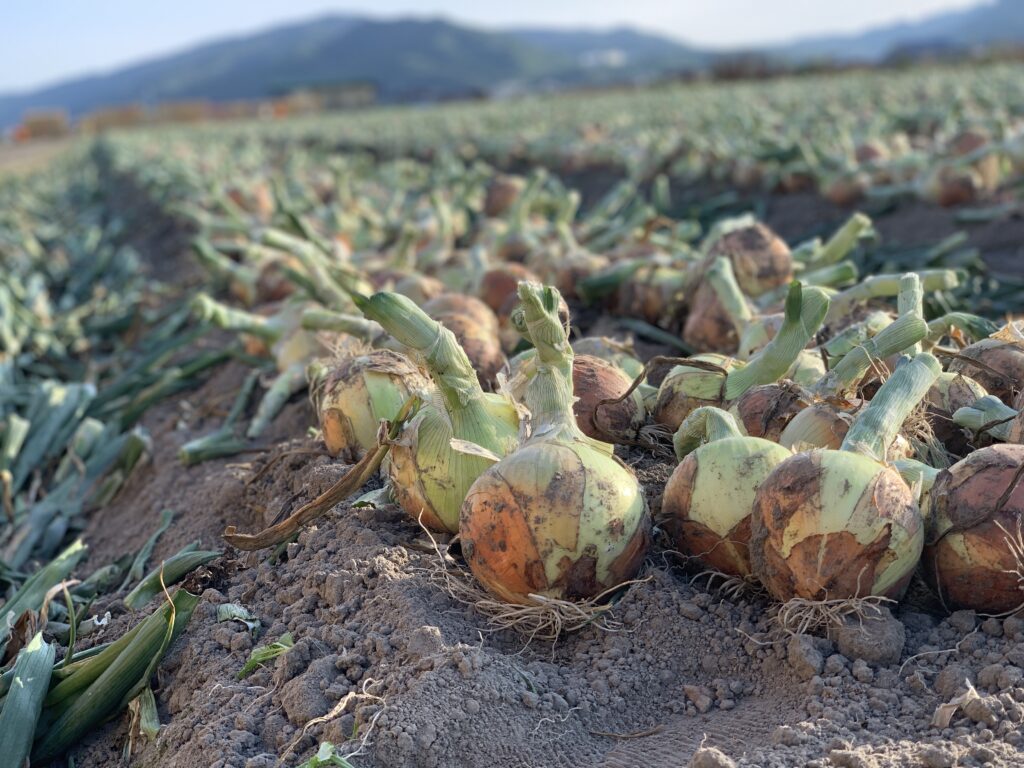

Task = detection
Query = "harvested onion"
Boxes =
[355,291,519,532]
[664,407,790,577]
[750,353,939,601]
[460,283,650,604]
[313,351,430,460]
[923,444,1024,614]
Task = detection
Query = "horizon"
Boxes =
[3,0,987,95]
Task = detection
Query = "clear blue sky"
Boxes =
[3,0,983,93]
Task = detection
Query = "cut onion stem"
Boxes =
[460,282,650,604]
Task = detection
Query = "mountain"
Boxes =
[775,0,1024,61]
[509,26,709,73]
[3,2,1024,131]
[0,17,696,129]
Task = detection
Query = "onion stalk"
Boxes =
[460,283,650,604]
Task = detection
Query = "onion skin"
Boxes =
[949,338,1024,405]
[653,355,737,430]
[730,383,806,442]
[508,353,644,441]
[483,174,525,217]
[393,273,446,305]
[388,393,519,533]
[926,372,989,450]
[683,280,741,353]
[571,355,645,442]
[750,450,923,601]
[423,294,500,337]
[317,350,429,460]
[664,437,791,577]
[461,438,650,604]
[707,223,793,298]
[923,444,1024,614]
[437,313,505,387]
[479,263,537,313]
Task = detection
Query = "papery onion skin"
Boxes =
[388,393,519,533]
[664,437,790,577]
[730,383,806,443]
[706,222,793,298]
[948,338,1024,405]
[750,450,923,602]
[654,354,737,430]
[461,437,650,604]
[317,350,430,459]
[922,444,1024,614]
[683,280,741,353]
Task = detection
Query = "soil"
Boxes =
[48,169,1024,768]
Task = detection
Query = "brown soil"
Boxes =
[47,165,1024,768]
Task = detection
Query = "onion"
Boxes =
[923,444,1024,614]
[393,273,446,305]
[617,264,691,327]
[750,353,939,602]
[706,222,793,298]
[682,257,752,353]
[483,173,525,217]
[313,350,430,460]
[508,352,645,442]
[729,382,807,442]
[479,263,537,313]
[927,372,989,449]
[664,407,790,577]
[460,283,650,603]
[571,337,644,380]
[948,336,1024,405]
[653,354,740,430]
[355,291,519,532]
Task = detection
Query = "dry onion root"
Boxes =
[460,282,651,604]
[750,352,940,602]
[663,407,791,578]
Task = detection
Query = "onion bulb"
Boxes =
[683,257,753,353]
[654,354,739,430]
[571,337,644,380]
[750,353,939,601]
[354,292,520,532]
[923,444,1024,614]
[948,335,1024,405]
[460,283,650,603]
[313,351,430,460]
[705,222,793,298]
[664,407,791,577]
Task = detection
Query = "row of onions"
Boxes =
[105,130,1024,618]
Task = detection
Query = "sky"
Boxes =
[2,0,985,93]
